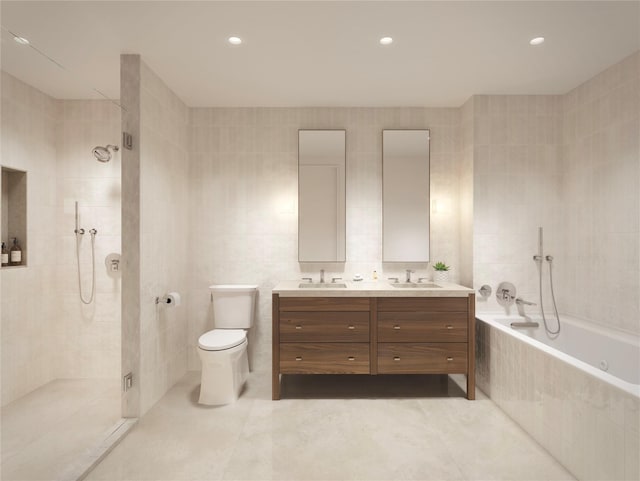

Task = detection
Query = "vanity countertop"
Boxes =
[272,280,474,297]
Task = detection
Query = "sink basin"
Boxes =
[298,283,347,289]
[390,283,441,288]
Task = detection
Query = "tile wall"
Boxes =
[121,55,190,416]
[55,100,122,378]
[560,51,640,336]
[187,107,464,372]
[1,72,58,405]
[471,94,564,313]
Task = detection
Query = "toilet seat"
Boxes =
[198,329,246,351]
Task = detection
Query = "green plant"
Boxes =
[433,261,450,271]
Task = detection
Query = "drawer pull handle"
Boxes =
[347,325,355,330]
[446,357,453,361]
[393,325,401,330]
[446,325,453,330]
[295,325,302,330]
[393,356,401,361]
[295,356,303,361]
[348,356,355,361]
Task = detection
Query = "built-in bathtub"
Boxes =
[476,313,639,481]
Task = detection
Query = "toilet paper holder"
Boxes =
[155,292,181,307]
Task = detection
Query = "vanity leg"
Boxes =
[467,294,476,400]
[272,293,281,400]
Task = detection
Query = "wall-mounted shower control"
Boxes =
[105,253,122,278]
[496,281,516,307]
[478,285,492,298]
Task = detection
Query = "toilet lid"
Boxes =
[198,329,246,351]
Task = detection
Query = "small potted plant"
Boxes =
[432,261,450,283]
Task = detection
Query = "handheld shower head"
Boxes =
[92,144,119,162]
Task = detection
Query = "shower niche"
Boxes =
[1,166,27,267]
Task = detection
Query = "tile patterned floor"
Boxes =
[86,372,574,481]
[1,378,121,481]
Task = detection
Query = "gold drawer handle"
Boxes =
[393,356,401,361]
[295,325,302,330]
[347,325,355,330]
[446,357,453,362]
[348,356,355,361]
[393,325,401,330]
[295,356,303,361]
[446,325,453,330]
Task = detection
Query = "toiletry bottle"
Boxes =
[373,270,378,281]
[1,242,8,266]
[10,238,22,266]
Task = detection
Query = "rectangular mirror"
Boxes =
[382,130,430,262]
[298,130,346,262]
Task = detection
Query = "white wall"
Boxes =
[560,51,639,335]
[1,72,58,405]
[187,107,463,373]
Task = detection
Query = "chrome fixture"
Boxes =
[533,227,560,335]
[516,297,537,320]
[74,201,97,305]
[331,277,342,283]
[301,277,313,283]
[320,269,325,283]
[478,285,492,298]
[405,269,414,283]
[92,144,119,162]
[388,277,399,283]
[496,282,516,307]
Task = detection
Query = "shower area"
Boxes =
[1,25,124,480]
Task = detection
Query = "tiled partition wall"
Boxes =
[121,55,190,416]
[55,100,122,378]
[1,72,58,405]
[187,108,465,373]
[560,51,640,336]
[472,94,563,313]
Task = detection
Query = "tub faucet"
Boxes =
[405,269,414,283]
[320,269,325,283]
[515,297,538,324]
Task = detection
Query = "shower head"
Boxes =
[92,144,119,162]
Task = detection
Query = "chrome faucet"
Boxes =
[512,297,539,328]
[405,269,414,283]
[320,269,325,283]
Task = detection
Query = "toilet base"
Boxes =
[198,341,249,405]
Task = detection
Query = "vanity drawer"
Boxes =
[280,312,369,342]
[378,312,467,342]
[280,297,370,312]
[280,343,370,374]
[377,343,468,374]
[377,297,468,312]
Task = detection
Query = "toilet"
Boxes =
[197,284,258,405]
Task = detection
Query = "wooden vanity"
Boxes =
[272,282,475,400]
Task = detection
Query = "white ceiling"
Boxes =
[1,1,638,107]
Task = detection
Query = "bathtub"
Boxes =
[476,313,640,481]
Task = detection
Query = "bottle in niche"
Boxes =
[10,238,22,266]
[1,242,8,267]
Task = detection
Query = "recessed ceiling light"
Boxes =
[379,37,393,46]
[530,37,545,46]
[228,36,242,46]
[13,36,30,46]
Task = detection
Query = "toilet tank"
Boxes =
[210,285,258,328]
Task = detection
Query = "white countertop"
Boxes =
[272,280,474,297]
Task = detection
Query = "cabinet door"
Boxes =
[377,343,467,374]
[378,311,467,342]
[280,343,370,374]
[280,312,369,342]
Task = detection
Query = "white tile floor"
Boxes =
[1,378,121,481]
[87,372,574,481]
